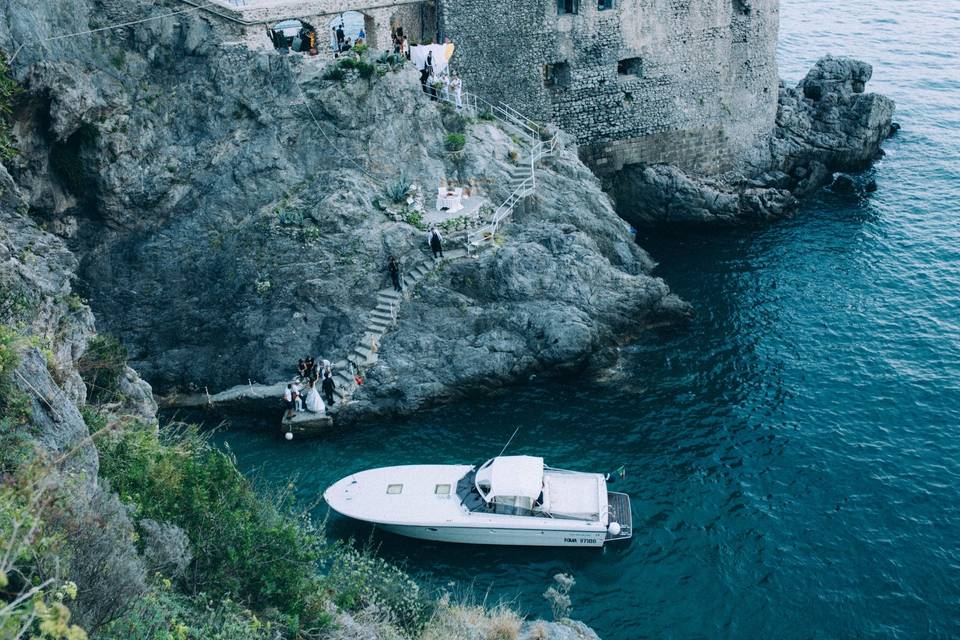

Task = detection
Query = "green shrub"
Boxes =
[97,587,286,640]
[352,43,369,57]
[0,476,88,640]
[0,51,20,161]
[77,335,127,404]
[322,542,433,634]
[323,66,346,81]
[357,61,375,79]
[444,133,466,152]
[97,426,325,620]
[404,210,424,230]
[0,326,34,472]
[338,57,358,70]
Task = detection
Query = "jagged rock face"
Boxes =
[344,141,689,418]
[3,0,683,402]
[609,55,895,225]
[0,165,94,403]
[770,55,895,194]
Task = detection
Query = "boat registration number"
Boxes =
[564,537,599,544]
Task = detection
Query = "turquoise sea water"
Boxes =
[203,2,960,637]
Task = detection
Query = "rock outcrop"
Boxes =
[610,55,896,225]
[2,0,686,416]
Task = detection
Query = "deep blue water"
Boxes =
[204,2,960,637]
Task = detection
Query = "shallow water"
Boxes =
[201,2,960,637]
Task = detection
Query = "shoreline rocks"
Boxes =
[610,55,896,226]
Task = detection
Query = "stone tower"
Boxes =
[439,0,780,176]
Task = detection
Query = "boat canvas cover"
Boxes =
[484,456,544,501]
[542,472,601,521]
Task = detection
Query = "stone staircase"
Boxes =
[326,249,467,406]
[160,89,557,419]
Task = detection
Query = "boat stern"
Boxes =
[605,491,633,542]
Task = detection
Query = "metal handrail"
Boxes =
[434,88,560,248]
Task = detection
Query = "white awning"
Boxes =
[477,456,544,501]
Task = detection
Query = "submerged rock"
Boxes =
[611,55,895,225]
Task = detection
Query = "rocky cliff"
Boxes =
[2,0,686,416]
[610,55,896,225]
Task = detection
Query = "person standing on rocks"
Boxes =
[321,371,336,407]
[292,380,303,412]
[388,256,403,291]
[283,384,295,419]
[429,226,444,259]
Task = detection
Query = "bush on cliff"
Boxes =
[97,425,325,621]
[77,335,128,404]
[322,542,433,634]
[0,51,19,161]
[0,326,35,473]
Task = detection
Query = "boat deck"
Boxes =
[606,491,633,541]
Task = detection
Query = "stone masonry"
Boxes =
[186,0,779,177]
[438,0,780,176]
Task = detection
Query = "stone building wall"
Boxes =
[439,0,780,176]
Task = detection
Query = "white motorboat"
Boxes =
[323,455,632,547]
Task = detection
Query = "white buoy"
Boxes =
[607,522,621,536]
[284,431,294,441]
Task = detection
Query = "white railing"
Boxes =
[435,87,560,247]
[434,90,559,248]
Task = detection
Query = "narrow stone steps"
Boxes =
[353,345,376,362]
[374,302,395,315]
[369,309,394,321]
[365,321,390,334]
[378,289,402,300]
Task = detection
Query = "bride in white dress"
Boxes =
[305,381,325,414]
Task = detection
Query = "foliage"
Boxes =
[0,325,34,472]
[421,597,521,640]
[384,174,412,204]
[479,107,495,121]
[508,149,520,164]
[321,542,433,634]
[403,210,424,230]
[323,66,346,82]
[43,483,147,633]
[0,51,20,161]
[0,473,88,640]
[276,208,303,226]
[357,61,376,80]
[96,586,283,640]
[300,226,322,243]
[444,133,466,153]
[0,279,38,326]
[542,573,576,621]
[352,43,369,57]
[97,426,327,624]
[338,57,358,70]
[438,215,473,234]
[140,519,192,579]
[77,335,127,404]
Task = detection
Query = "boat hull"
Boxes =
[376,522,606,547]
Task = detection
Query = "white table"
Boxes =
[436,187,464,213]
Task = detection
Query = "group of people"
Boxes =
[419,51,463,108]
[332,23,365,53]
[392,29,411,59]
[283,356,337,418]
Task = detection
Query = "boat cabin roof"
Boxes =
[475,455,544,502]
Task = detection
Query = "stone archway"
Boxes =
[327,10,376,51]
